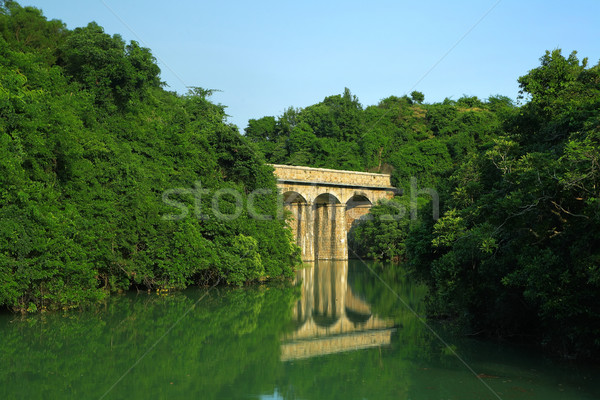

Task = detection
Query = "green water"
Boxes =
[1,260,598,400]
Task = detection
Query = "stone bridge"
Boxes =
[272,164,399,261]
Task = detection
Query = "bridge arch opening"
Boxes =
[346,193,372,210]
[345,307,372,324]
[283,191,307,205]
[344,287,373,324]
[346,195,374,255]
[314,193,341,205]
[346,192,373,236]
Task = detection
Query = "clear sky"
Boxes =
[20,0,600,131]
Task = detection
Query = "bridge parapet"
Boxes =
[271,164,393,189]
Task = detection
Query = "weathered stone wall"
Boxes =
[286,203,313,261]
[272,164,392,188]
[273,164,398,261]
[345,204,372,233]
[313,204,347,260]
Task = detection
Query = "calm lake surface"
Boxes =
[1,260,599,399]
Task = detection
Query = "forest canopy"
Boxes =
[0,1,299,312]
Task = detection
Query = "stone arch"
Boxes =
[283,191,308,204]
[345,307,372,324]
[345,193,372,209]
[345,194,373,240]
[344,287,372,324]
[314,192,341,204]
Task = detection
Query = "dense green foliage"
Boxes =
[407,50,600,358]
[248,50,600,358]
[246,87,510,190]
[0,2,299,312]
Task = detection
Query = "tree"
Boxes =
[410,90,424,104]
[406,49,600,358]
[59,22,160,110]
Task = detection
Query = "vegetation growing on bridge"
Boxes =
[248,52,600,358]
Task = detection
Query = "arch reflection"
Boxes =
[281,260,396,361]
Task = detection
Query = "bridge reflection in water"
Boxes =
[281,261,396,361]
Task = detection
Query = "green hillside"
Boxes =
[0,1,299,312]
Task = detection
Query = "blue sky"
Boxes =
[21,0,600,131]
